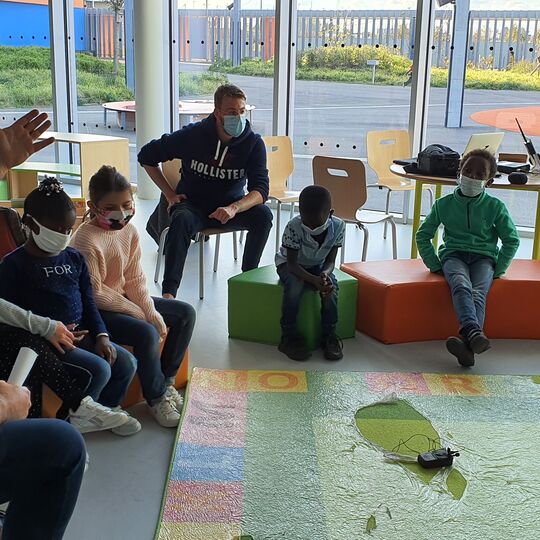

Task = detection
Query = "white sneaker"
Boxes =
[69,396,128,434]
[110,407,142,437]
[165,385,184,413]
[149,395,180,428]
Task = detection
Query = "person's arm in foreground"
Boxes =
[0,110,54,178]
[0,381,31,424]
[0,298,79,353]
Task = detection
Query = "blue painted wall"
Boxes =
[0,3,86,50]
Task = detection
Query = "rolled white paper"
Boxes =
[7,347,38,386]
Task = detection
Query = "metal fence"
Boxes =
[85,7,125,60]
[84,8,540,69]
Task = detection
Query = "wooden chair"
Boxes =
[366,130,433,235]
[263,135,299,252]
[154,159,242,299]
[312,155,397,264]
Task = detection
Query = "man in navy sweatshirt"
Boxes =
[138,84,272,298]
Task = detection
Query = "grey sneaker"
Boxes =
[468,331,491,354]
[110,407,142,436]
[149,395,181,428]
[69,396,128,434]
[84,452,90,474]
[446,336,475,367]
[166,385,184,413]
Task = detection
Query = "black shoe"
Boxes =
[322,333,344,361]
[468,332,491,354]
[446,336,475,367]
[278,335,311,361]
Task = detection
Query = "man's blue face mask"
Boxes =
[223,114,246,137]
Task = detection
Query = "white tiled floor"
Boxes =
[65,198,540,540]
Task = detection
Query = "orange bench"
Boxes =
[341,259,540,344]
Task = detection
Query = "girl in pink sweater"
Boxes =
[71,166,196,428]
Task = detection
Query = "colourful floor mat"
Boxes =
[156,368,540,540]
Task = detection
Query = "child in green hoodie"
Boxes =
[416,149,520,367]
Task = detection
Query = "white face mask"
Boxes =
[29,216,72,255]
[302,219,330,236]
[458,174,485,198]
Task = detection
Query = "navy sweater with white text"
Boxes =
[137,115,269,213]
[0,247,107,337]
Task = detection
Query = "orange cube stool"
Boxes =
[341,259,540,344]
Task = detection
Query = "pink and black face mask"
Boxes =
[95,207,135,230]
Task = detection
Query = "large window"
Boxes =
[425,2,540,227]
[291,1,417,217]
[0,0,54,175]
[191,0,276,137]
[75,1,137,180]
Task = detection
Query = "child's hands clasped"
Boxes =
[95,335,117,365]
[318,272,335,297]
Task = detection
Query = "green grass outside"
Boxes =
[210,45,540,91]
[0,46,228,108]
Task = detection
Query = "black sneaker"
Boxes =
[278,335,311,361]
[446,336,475,367]
[468,331,491,354]
[322,333,344,361]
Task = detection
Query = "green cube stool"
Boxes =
[0,180,8,201]
[228,265,357,349]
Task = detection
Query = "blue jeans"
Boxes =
[277,263,338,339]
[163,201,273,297]
[442,251,495,339]
[0,419,85,540]
[100,298,196,405]
[62,336,137,408]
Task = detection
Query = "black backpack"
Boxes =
[417,144,460,178]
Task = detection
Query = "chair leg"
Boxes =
[275,201,282,253]
[233,231,238,261]
[199,235,204,300]
[388,217,398,259]
[340,224,346,264]
[239,230,245,244]
[427,186,434,208]
[358,223,369,262]
[154,228,168,283]
[384,189,391,239]
[213,234,221,272]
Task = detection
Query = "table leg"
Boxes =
[432,184,443,249]
[533,191,540,260]
[402,189,411,224]
[410,180,424,258]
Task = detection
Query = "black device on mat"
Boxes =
[417,448,460,469]
[417,144,461,178]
